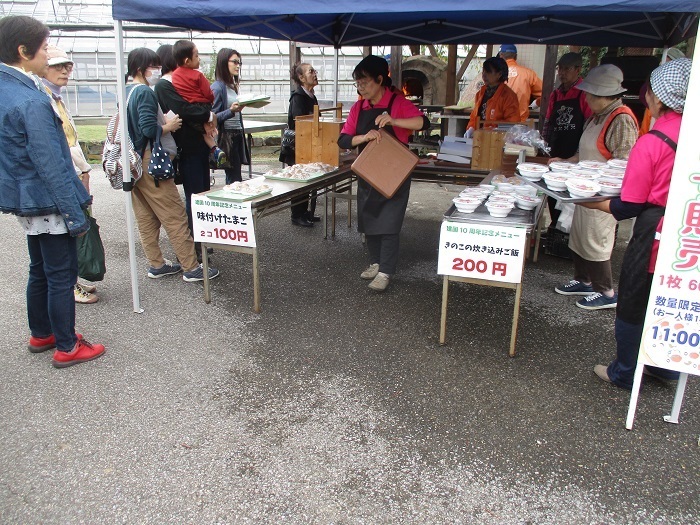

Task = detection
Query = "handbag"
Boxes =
[281,127,296,149]
[77,211,106,282]
[148,126,175,186]
[102,85,144,190]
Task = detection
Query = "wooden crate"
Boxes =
[295,104,344,165]
[471,129,507,170]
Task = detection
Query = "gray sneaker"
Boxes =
[148,259,182,279]
[183,264,220,282]
[360,263,379,280]
[368,272,390,292]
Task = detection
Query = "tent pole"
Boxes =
[114,19,144,314]
[333,47,339,107]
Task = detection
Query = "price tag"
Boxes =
[437,220,526,283]
[191,195,256,248]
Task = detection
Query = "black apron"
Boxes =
[548,90,586,159]
[355,93,411,235]
[617,130,677,324]
[616,205,665,324]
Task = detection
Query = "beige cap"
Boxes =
[47,45,73,66]
[577,64,626,97]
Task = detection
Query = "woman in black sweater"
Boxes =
[280,63,319,227]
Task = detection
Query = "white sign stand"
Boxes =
[626,42,700,430]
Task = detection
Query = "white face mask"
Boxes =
[147,69,161,86]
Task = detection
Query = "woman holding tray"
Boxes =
[212,48,250,185]
[550,64,638,311]
[578,58,690,389]
[338,55,429,292]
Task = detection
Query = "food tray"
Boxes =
[207,187,272,201]
[444,196,543,232]
[522,178,611,204]
[263,171,329,182]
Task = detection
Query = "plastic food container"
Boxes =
[489,194,516,204]
[566,178,601,198]
[598,167,625,179]
[549,161,574,173]
[607,158,628,171]
[453,197,482,213]
[578,160,607,170]
[543,173,569,191]
[515,185,537,196]
[515,194,540,210]
[486,201,514,218]
[568,169,600,181]
[598,177,623,196]
[478,184,496,194]
[496,182,517,193]
[517,162,549,181]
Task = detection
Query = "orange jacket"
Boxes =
[467,83,521,129]
[504,58,543,121]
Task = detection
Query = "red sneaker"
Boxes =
[28,334,56,353]
[52,336,105,368]
[28,333,83,354]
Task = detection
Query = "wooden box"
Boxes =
[351,129,419,198]
[295,104,344,166]
[471,129,507,170]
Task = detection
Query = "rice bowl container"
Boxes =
[488,194,516,204]
[453,197,482,213]
[543,173,569,191]
[566,178,601,198]
[515,194,540,210]
[517,162,549,181]
[478,184,496,194]
[598,177,623,196]
[515,185,537,196]
[598,167,625,179]
[496,182,517,193]
[486,201,514,218]
[549,161,574,173]
[568,169,600,181]
[578,160,607,170]
[607,158,628,170]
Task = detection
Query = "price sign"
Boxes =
[437,221,527,283]
[191,195,256,248]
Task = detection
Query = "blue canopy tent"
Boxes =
[112,0,698,47]
[110,0,699,312]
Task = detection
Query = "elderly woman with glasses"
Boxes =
[578,58,692,389]
[281,62,321,227]
[212,48,250,185]
[337,55,429,292]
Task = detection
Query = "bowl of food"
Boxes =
[568,169,600,181]
[549,161,575,173]
[607,158,628,171]
[578,160,607,170]
[515,194,540,210]
[478,184,496,194]
[489,194,516,204]
[453,197,482,213]
[543,173,569,191]
[566,178,601,198]
[460,187,488,197]
[597,167,625,180]
[517,162,549,181]
[598,177,623,196]
[486,201,514,218]
[515,185,537,196]
[496,182,517,193]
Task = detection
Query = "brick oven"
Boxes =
[400,55,448,106]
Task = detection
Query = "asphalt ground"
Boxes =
[0,165,698,524]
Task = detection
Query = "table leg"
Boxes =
[252,245,261,313]
[664,373,689,424]
[332,183,337,238]
[439,276,449,345]
[348,179,353,228]
[509,282,523,357]
[202,243,211,304]
[323,184,329,240]
[533,212,544,263]
[247,133,253,179]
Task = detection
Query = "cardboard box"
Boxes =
[295,105,344,166]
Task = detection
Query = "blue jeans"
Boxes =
[26,234,78,351]
[607,317,679,390]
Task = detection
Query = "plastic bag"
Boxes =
[556,202,575,233]
[77,211,106,282]
[504,125,551,156]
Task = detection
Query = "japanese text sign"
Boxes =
[191,195,256,248]
[437,221,526,283]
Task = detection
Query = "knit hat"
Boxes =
[47,45,73,66]
[577,64,626,97]
[499,44,517,54]
[650,58,692,113]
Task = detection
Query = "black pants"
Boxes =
[291,191,318,219]
[572,251,613,293]
[180,148,210,253]
[366,233,400,275]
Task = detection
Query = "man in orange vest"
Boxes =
[498,44,543,121]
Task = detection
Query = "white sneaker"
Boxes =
[360,263,379,280]
[368,272,390,292]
